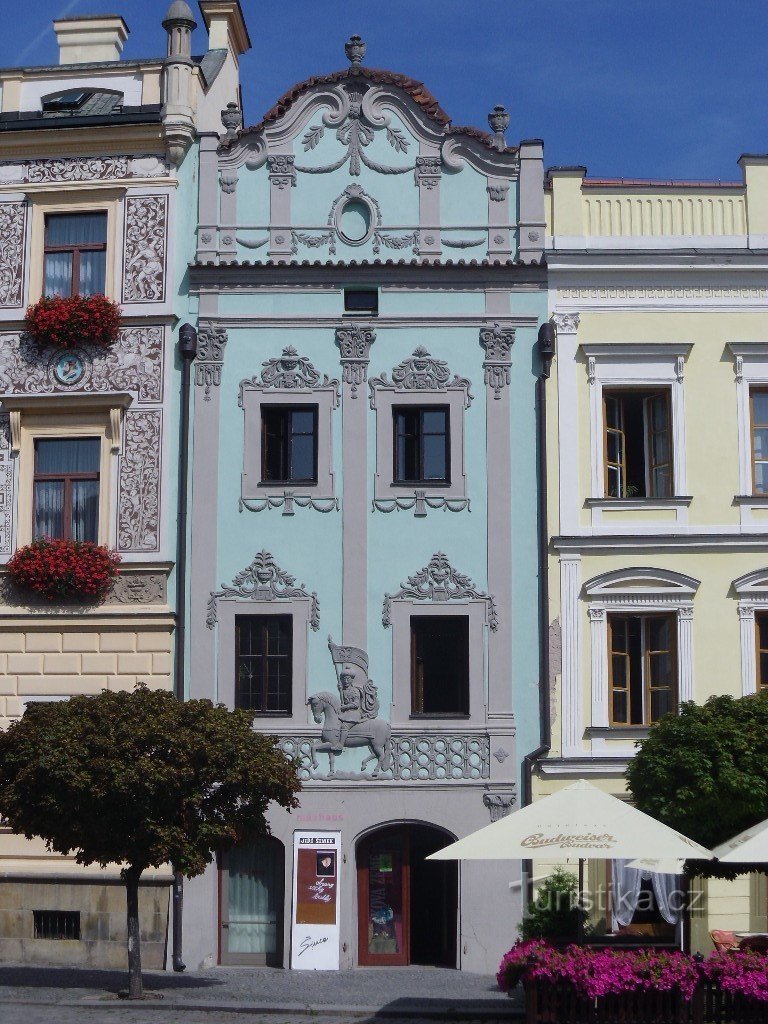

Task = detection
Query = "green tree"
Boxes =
[0,686,300,998]
[519,867,587,942]
[626,692,768,875]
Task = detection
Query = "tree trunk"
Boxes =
[124,867,144,999]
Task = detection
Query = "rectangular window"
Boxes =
[33,910,81,940]
[261,406,318,484]
[604,389,672,498]
[33,437,100,542]
[393,406,449,485]
[44,212,107,297]
[410,615,469,715]
[235,615,292,715]
[750,388,768,495]
[344,288,378,314]
[608,613,677,726]
[756,613,768,692]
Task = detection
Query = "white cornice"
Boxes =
[555,533,768,551]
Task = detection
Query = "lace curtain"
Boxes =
[612,858,682,929]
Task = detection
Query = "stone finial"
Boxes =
[488,104,510,150]
[345,34,366,66]
[221,101,242,140]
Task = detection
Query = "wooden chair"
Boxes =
[709,929,739,952]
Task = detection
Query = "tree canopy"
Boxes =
[626,692,768,876]
[0,685,301,996]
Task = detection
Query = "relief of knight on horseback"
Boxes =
[307,637,393,777]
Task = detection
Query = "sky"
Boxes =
[1,0,766,181]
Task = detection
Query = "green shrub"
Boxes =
[519,867,587,942]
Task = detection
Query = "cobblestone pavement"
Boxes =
[0,1007,518,1024]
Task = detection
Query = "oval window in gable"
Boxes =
[338,199,372,245]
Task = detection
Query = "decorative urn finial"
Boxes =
[488,104,510,150]
[221,101,242,140]
[345,34,366,66]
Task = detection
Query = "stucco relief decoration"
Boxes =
[0,156,168,186]
[479,323,515,399]
[335,324,375,397]
[206,550,320,630]
[109,572,166,605]
[268,154,296,189]
[0,203,26,307]
[122,195,168,303]
[195,324,228,400]
[414,156,441,188]
[117,411,161,552]
[292,184,417,256]
[244,346,338,394]
[552,312,580,334]
[0,328,163,403]
[382,551,499,630]
[369,346,473,407]
[0,415,14,554]
[483,791,516,821]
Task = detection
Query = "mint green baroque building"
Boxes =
[184,24,548,973]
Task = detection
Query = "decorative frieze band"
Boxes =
[383,551,498,630]
[0,202,27,307]
[0,155,169,185]
[479,323,515,399]
[0,569,168,607]
[0,327,164,404]
[122,195,168,303]
[195,324,228,400]
[118,411,162,553]
[0,415,14,555]
[206,550,320,629]
[335,324,375,398]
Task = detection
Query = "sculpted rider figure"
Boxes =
[328,639,379,753]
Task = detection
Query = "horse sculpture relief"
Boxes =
[306,637,393,777]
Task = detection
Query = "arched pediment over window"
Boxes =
[584,567,700,602]
[733,568,768,596]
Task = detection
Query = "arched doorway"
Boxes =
[357,824,458,967]
[220,836,285,965]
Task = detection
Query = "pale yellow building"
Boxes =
[538,158,768,949]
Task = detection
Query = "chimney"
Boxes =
[198,1,251,58]
[53,16,129,65]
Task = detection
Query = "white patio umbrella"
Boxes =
[626,858,686,874]
[712,818,768,863]
[428,780,712,862]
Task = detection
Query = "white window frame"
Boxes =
[581,343,692,530]
[728,342,768,529]
[733,568,768,696]
[582,568,699,748]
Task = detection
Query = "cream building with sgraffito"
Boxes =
[537,158,768,949]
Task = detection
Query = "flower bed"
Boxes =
[24,294,121,350]
[8,539,120,602]
[498,941,768,1024]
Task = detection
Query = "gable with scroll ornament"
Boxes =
[383,551,497,629]
[369,347,473,407]
[207,550,320,629]
[239,346,339,400]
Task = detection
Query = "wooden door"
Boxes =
[357,828,410,966]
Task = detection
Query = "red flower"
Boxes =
[8,539,120,602]
[24,294,121,351]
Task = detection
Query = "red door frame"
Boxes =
[357,827,411,966]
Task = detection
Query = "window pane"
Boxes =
[46,213,107,246]
[411,616,468,714]
[651,465,672,498]
[605,396,622,430]
[754,463,768,495]
[78,250,106,296]
[236,616,291,715]
[422,409,447,435]
[33,481,64,539]
[650,689,673,722]
[752,391,768,425]
[760,652,768,690]
[36,438,100,475]
[394,410,418,481]
[650,429,670,466]
[611,619,628,654]
[611,655,627,689]
[647,616,672,652]
[606,431,623,465]
[649,394,670,431]
[422,434,447,481]
[289,434,315,481]
[290,409,315,435]
[607,465,622,499]
[44,252,73,297]
[71,480,99,542]
[612,690,628,724]
[754,428,768,461]
[758,614,768,652]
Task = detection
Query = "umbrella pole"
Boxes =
[577,858,584,945]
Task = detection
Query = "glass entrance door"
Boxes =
[220,837,284,965]
[358,830,409,965]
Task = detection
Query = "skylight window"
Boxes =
[42,90,90,113]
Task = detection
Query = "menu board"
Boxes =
[290,830,341,970]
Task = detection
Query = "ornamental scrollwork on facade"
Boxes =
[0,570,168,608]
[195,324,228,400]
[369,346,473,407]
[372,491,470,516]
[122,195,168,303]
[280,732,490,783]
[335,324,375,398]
[480,324,515,400]
[552,312,581,334]
[0,203,26,307]
[240,493,339,515]
[295,80,414,177]
[0,415,14,554]
[117,411,162,553]
[414,155,441,188]
[0,328,164,403]
[0,156,169,186]
[267,154,296,189]
[239,346,339,399]
[486,183,509,202]
[383,551,498,630]
[483,791,516,821]
[206,550,320,630]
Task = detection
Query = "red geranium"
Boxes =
[24,294,121,350]
[8,539,121,602]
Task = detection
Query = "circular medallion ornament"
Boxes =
[50,349,88,388]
